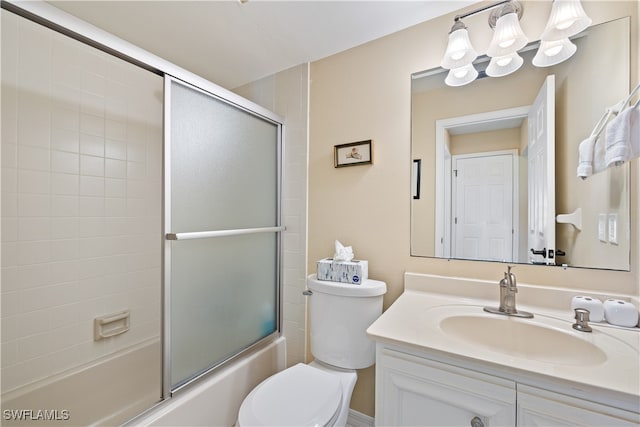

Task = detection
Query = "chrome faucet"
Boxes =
[572,308,592,332]
[484,266,533,318]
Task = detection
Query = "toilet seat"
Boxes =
[238,363,343,426]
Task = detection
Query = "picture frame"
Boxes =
[334,140,373,168]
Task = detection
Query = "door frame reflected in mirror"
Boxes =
[434,106,530,260]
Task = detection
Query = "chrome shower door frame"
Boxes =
[162,75,284,397]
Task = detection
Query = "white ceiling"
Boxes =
[47,0,477,89]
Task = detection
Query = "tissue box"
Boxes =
[317,258,368,284]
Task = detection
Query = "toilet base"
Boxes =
[308,360,357,427]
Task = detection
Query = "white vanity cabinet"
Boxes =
[376,346,639,427]
[377,347,515,426]
[517,384,639,426]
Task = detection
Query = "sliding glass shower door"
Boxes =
[165,77,282,392]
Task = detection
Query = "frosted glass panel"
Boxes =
[170,233,277,388]
[171,81,278,233]
[168,78,281,390]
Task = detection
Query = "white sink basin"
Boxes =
[366,274,640,402]
[440,312,606,365]
[422,305,631,366]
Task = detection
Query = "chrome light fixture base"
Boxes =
[488,0,524,29]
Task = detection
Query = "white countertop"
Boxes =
[367,273,640,411]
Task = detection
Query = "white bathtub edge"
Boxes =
[128,336,286,427]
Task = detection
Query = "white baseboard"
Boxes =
[347,409,375,427]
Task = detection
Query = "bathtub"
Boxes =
[1,339,161,427]
[1,337,285,427]
[128,337,286,427]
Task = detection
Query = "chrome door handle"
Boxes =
[530,248,546,257]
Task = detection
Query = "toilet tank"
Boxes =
[307,274,386,369]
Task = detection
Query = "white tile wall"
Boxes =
[1,10,163,394]
[234,63,310,367]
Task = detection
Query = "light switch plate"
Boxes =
[608,213,618,245]
[598,214,607,242]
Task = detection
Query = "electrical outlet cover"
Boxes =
[608,213,618,245]
[598,214,607,242]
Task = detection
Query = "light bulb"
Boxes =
[544,45,564,57]
[497,56,513,67]
[445,64,478,87]
[451,51,465,61]
[453,68,469,79]
[499,39,516,49]
[486,52,523,77]
[556,20,574,31]
[533,38,577,67]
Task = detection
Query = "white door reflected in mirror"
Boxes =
[452,152,516,262]
[527,75,556,265]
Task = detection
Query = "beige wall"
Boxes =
[450,128,521,155]
[309,1,639,417]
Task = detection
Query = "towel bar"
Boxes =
[166,226,285,241]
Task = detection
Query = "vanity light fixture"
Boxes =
[540,0,592,41]
[532,38,577,67]
[441,20,478,70]
[486,52,524,77]
[486,2,528,58]
[445,63,479,87]
[440,0,591,86]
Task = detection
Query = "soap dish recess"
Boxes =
[94,310,130,341]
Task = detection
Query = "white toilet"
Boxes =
[237,274,386,427]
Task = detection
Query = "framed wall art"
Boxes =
[334,140,372,168]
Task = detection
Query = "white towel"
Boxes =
[629,102,640,159]
[592,136,607,174]
[605,108,633,167]
[576,135,596,179]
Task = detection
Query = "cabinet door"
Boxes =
[376,347,516,427]
[518,384,640,426]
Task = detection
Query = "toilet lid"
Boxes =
[238,363,342,426]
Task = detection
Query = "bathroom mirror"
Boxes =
[411,17,631,271]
